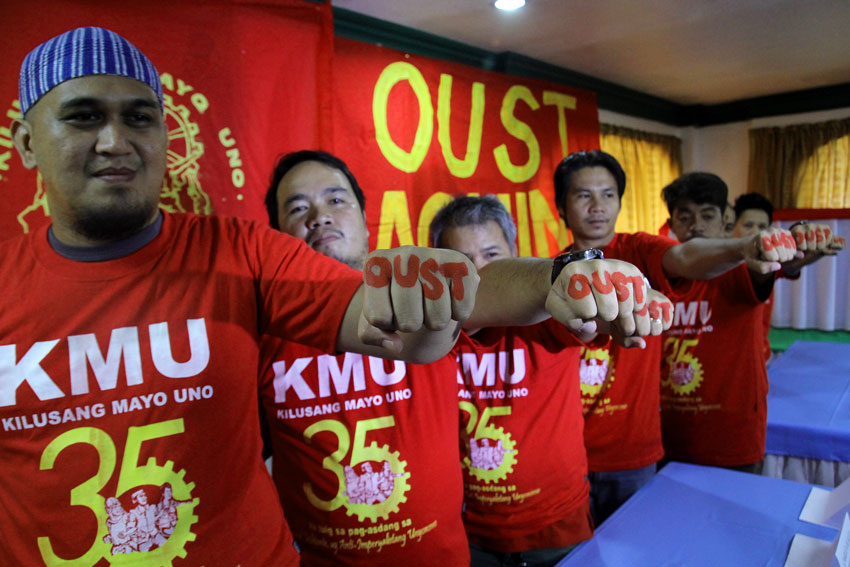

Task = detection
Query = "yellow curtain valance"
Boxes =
[600,124,683,234]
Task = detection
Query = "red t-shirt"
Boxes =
[0,213,362,567]
[258,343,468,566]
[762,292,774,362]
[572,232,679,471]
[660,264,770,466]
[454,320,593,553]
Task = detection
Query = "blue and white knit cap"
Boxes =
[19,26,163,115]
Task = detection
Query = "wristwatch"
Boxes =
[551,248,604,283]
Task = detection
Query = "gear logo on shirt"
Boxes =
[579,347,613,397]
[663,359,704,395]
[342,444,411,522]
[465,426,517,483]
[102,470,199,565]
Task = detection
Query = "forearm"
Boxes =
[662,237,750,279]
[464,257,553,329]
[781,250,824,278]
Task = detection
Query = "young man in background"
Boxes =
[660,174,843,469]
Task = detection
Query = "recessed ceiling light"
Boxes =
[495,0,525,11]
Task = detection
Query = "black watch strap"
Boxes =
[551,248,604,283]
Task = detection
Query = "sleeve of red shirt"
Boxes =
[719,263,769,306]
[243,220,363,353]
[628,232,681,296]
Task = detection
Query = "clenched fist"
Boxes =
[545,258,670,341]
[746,227,798,274]
[790,222,846,256]
[359,246,479,349]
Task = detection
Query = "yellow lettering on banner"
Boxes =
[417,192,453,246]
[515,191,532,256]
[218,128,246,189]
[191,93,209,114]
[224,149,242,169]
[0,126,12,149]
[496,194,512,215]
[0,125,12,179]
[437,74,484,179]
[377,191,414,249]
[160,72,208,114]
[218,128,236,148]
[542,91,577,158]
[493,86,540,183]
[176,78,193,97]
[373,62,434,173]
[160,72,174,91]
[376,189,564,257]
[529,189,569,257]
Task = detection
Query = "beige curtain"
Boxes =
[600,124,682,234]
[748,118,850,209]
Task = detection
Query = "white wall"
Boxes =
[599,107,850,202]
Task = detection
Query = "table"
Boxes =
[764,341,850,486]
[557,462,836,567]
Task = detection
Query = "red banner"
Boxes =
[0,0,333,241]
[331,37,600,258]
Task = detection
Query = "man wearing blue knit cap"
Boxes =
[2,26,487,566]
[15,26,167,246]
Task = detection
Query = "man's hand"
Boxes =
[545,259,670,342]
[745,227,799,274]
[781,222,845,277]
[613,289,675,348]
[358,246,479,352]
[790,222,845,256]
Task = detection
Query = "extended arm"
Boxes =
[662,227,799,285]
[467,256,673,342]
[662,237,752,279]
[465,258,553,329]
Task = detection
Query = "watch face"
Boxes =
[568,248,604,262]
[552,248,604,283]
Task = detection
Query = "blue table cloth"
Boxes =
[767,341,850,461]
[557,462,836,567]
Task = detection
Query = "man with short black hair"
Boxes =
[660,173,843,470]
[259,150,472,565]
[733,192,774,237]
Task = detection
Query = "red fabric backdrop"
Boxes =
[0,0,333,240]
[331,37,601,258]
[0,1,602,257]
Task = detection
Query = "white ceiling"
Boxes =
[332,0,850,106]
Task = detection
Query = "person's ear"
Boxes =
[11,118,38,170]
